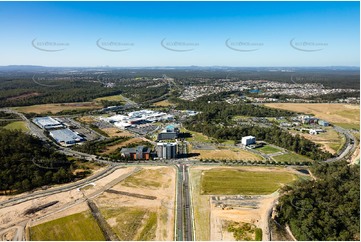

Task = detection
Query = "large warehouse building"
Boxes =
[49,128,84,146]
[33,116,64,130]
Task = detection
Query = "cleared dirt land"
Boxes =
[94,166,176,241]
[0,167,137,240]
[13,102,102,114]
[192,148,263,161]
[190,166,304,241]
[100,127,134,137]
[264,103,360,126]
[1,166,175,241]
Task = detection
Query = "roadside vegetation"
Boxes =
[226,221,262,241]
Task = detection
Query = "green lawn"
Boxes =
[30,211,105,241]
[3,121,28,132]
[201,168,296,195]
[256,145,282,154]
[100,207,156,241]
[272,153,313,163]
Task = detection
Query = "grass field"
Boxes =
[30,211,105,241]
[13,102,102,114]
[189,168,210,241]
[153,99,174,107]
[272,153,313,163]
[100,207,156,241]
[192,148,263,161]
[201,168,296,195]
[2,121,28,131]
[264,103,360,125]
[94,95,125,103]
[256,145,282,154]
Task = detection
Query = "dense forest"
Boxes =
[0,79,123,107]
[0,130,77,194]
[275,160,360,240]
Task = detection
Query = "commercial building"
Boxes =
[49,128,84,146]
[318,120,330,127]
[157,125,180,141]
[33,116,64,130]
[102,109,174,128]
[156,142,177,159]
[120,146,151,160]
[241,136,256,146]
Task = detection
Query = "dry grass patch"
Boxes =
[291,127,345,154]
[192,148,262,161]
[264,103,359,124]
[101,127,134,137]
[13,102,102,114]
[153,99,174,107]
[77,116,95,124]
[101,137,143,154]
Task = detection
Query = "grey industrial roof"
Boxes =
[33,117,62,128]
[50,128,83,144]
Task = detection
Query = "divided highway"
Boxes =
[176,164,194,241]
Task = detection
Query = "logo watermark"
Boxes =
[225,38,263,52]
[96,38,134,52]
[31,38,69,52]
[290,38,328,52]
[161,38,199,52]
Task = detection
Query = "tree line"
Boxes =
[275,160,359,240]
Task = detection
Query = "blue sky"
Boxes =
[0,1,359,67]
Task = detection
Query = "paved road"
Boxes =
[175,164,193,241]
[325,125,357,162]
[0,165,119,208]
